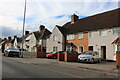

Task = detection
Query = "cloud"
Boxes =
[0,0,119,38]
[1,26,22,38]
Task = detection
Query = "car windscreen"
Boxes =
[83,51,93,55]
[9,48,19,50]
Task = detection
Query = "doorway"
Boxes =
[101,46,106,60]
[89,46,93,51]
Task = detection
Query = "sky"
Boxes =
[0,0,119,38]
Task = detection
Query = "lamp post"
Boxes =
[21,0,27,58]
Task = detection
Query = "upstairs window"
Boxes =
[99,30,107,37]
[78,33,83,39]
[67,34,74,40]
[53,35,58,41]
[89,32,92,38]
[113,27,120,35]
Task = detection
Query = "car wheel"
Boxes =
[6,53,9,57]
[98,59,101,63]
[90,58,94,63]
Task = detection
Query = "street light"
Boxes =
[21,0,27,58]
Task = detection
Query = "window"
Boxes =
[78,33,83,39]
[89,32,92,38]
[117,44,120,51]
[78,46,84,53]
[53,47,58,51]
[89,46,93,51]
[113,27,120,34]
[99,30,107,37]
[53,35,58,41]
[67,34,74,40]
[66,46,75,51]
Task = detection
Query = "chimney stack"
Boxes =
[71,13,79,23]
[25,31,29,35]
[14,35,17,39]
[8,36,11,40]
[4,38,7,41]
[39,25,45,31]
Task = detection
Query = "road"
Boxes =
[2,56,120,78]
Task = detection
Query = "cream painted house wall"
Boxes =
[46,26,65,52]
[29,33,37,52]
[88,28,119,61]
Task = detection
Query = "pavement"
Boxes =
[6,57,119,75]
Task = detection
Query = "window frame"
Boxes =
[53,35,58,41]
[78,33,83,39]
[67,34,74,40]
[99,30,107,37]
[78,46,84,53]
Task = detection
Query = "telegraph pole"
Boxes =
[21,0,27,58]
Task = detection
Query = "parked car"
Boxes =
[4,47,20,57]
[46,52,57,59]
[46,51,65,59]
[78,51,101,63]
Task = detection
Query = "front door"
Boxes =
[101,46,106,60]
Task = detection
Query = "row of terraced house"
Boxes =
[1,8,120,61]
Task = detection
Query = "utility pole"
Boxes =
[21,0,27,58]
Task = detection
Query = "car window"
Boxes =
[52,52,57,54]
[94,52,99,55]
[9,48,19,50]
[83,51,93,55]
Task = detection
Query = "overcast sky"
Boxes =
[0,0,119,38]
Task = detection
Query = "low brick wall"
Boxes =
[22,52,36,58]
[36,51,47,58]
[57,53,64,61]
[64,52,79,62]
[116,51,120,68]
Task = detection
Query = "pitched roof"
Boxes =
[33,28,51,40]
[112,37,120,44]
[56,25,65,35]
[62,8,120,34]
[20,33,32,40]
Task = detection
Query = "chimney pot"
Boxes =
[39,25,45,31]
[8,36,11,40]
[25,31,29,35]
[4,38,7,41]
[14,35,17,39]
[71,13,79,23]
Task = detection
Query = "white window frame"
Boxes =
[53,46,58,51]
[113,27,120,35]
[99,30,107,37]
[67,34,74,40]
[89,32,92,38]
[78,33,83,39]
[78,46,84,53]
[53,35,58,41]
[117,44,120,51]
[66,46,75,51]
